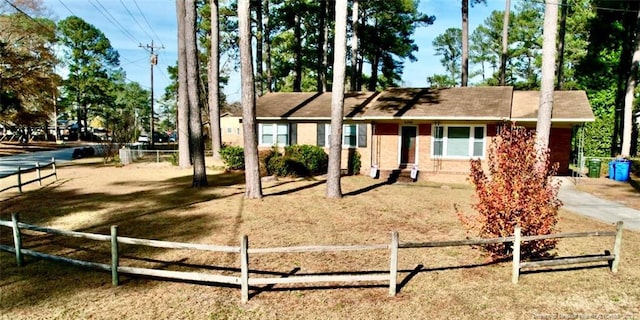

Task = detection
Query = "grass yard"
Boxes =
[0,159,639,320]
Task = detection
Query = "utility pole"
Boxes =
[139,40,164,147]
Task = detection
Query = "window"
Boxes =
[226,128,232,134]
[317,123,367,148]
[259,123,297,146]
[432,124,485,158]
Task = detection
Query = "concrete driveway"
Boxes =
[558,177,640,232]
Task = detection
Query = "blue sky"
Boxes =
[42,0,513,103]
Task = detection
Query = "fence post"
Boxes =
[111,225,119,286]
[36,162,42,186]
[389,231,399,296]
[11,213,23,267]
[511,226,521,284]
[156,150,160,163]
[52,157,57,180]
[611,221,624,273]
[240,235,249,303]
[17,166,22,193]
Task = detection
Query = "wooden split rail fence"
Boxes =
[0,214,624,302]
[0,158,57,193]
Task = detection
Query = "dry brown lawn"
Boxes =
[0,158,639,320]
[575,176,640,210]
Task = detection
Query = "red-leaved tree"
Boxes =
[458,122,562,259]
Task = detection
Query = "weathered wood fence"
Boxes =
[0,158,57,193]
[0,214,624,302]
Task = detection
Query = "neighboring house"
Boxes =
[220,112,244,146]
[223,87,594,181]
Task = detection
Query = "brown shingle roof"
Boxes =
[361,86,513,119]
[511,91,594,122]
[256,92,376,119]
[254,87,594,123]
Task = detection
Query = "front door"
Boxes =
[400,126,417,165]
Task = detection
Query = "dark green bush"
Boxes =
[267,156,308,177]
[284,145,328,175]
[259,148,279,176]
[219,146,245,170]
[348,149,361,175]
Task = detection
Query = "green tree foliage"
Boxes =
[558,0,595,90]
[576,0,640,157]
[470,24,498,83]
[468,10,505,85]
[358,0,435,91]
[458,123,561,259]
[266,0,332,92]
[0,8,58,127]
[426,74,456,88]
[57,16,121,139]
[431,28,462,86]
[508,1,543,89]
[109,78,150,143]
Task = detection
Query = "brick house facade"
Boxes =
[222,87,594,182]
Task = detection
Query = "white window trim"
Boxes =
[259,123,290,146]
[397,125,419,166]
[431,124,486,159]
[322,123,364,148]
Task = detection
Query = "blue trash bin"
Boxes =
[614,160,630,181]
[608,161,616,179]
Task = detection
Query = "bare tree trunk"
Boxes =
[322,4,329,92]
[367,54,378,91]
[264,0,272,93]
[176,0,191,168]
[621,8,640,157]
[556,0,567,90]
[499,0,510,86]
[239,0,263,199]
[350,0,359,92]
[461,0,469,87]
[536,0,559,157]
[356,51,363,91]
[317,0,326,92]
[327,0,348,199]
[256,0,264,96]
[209,0,222,162]
[186,0,208,187]
[293,13,302,92]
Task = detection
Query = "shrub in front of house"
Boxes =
[259,148,278,176]
[267,155,308,177]
[458,122,561,260]
[284,145,328,176]
[347,149,361,175]
[219,146,245,170]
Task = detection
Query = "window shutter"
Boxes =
[357,124,367,147]
[290,123,297,145]
[317,123,325,146]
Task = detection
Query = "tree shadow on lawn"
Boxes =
[0,170,254,308]
[0,168,468,307]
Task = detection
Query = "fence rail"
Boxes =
[511,221,623,284]
[0,158,57,193]
[0,214,624,302]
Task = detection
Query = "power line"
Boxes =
[520,0,640,13]
[119,0,155,42]
[56,0,76,16]
[132,0,165,47]
[87,0,140,45]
